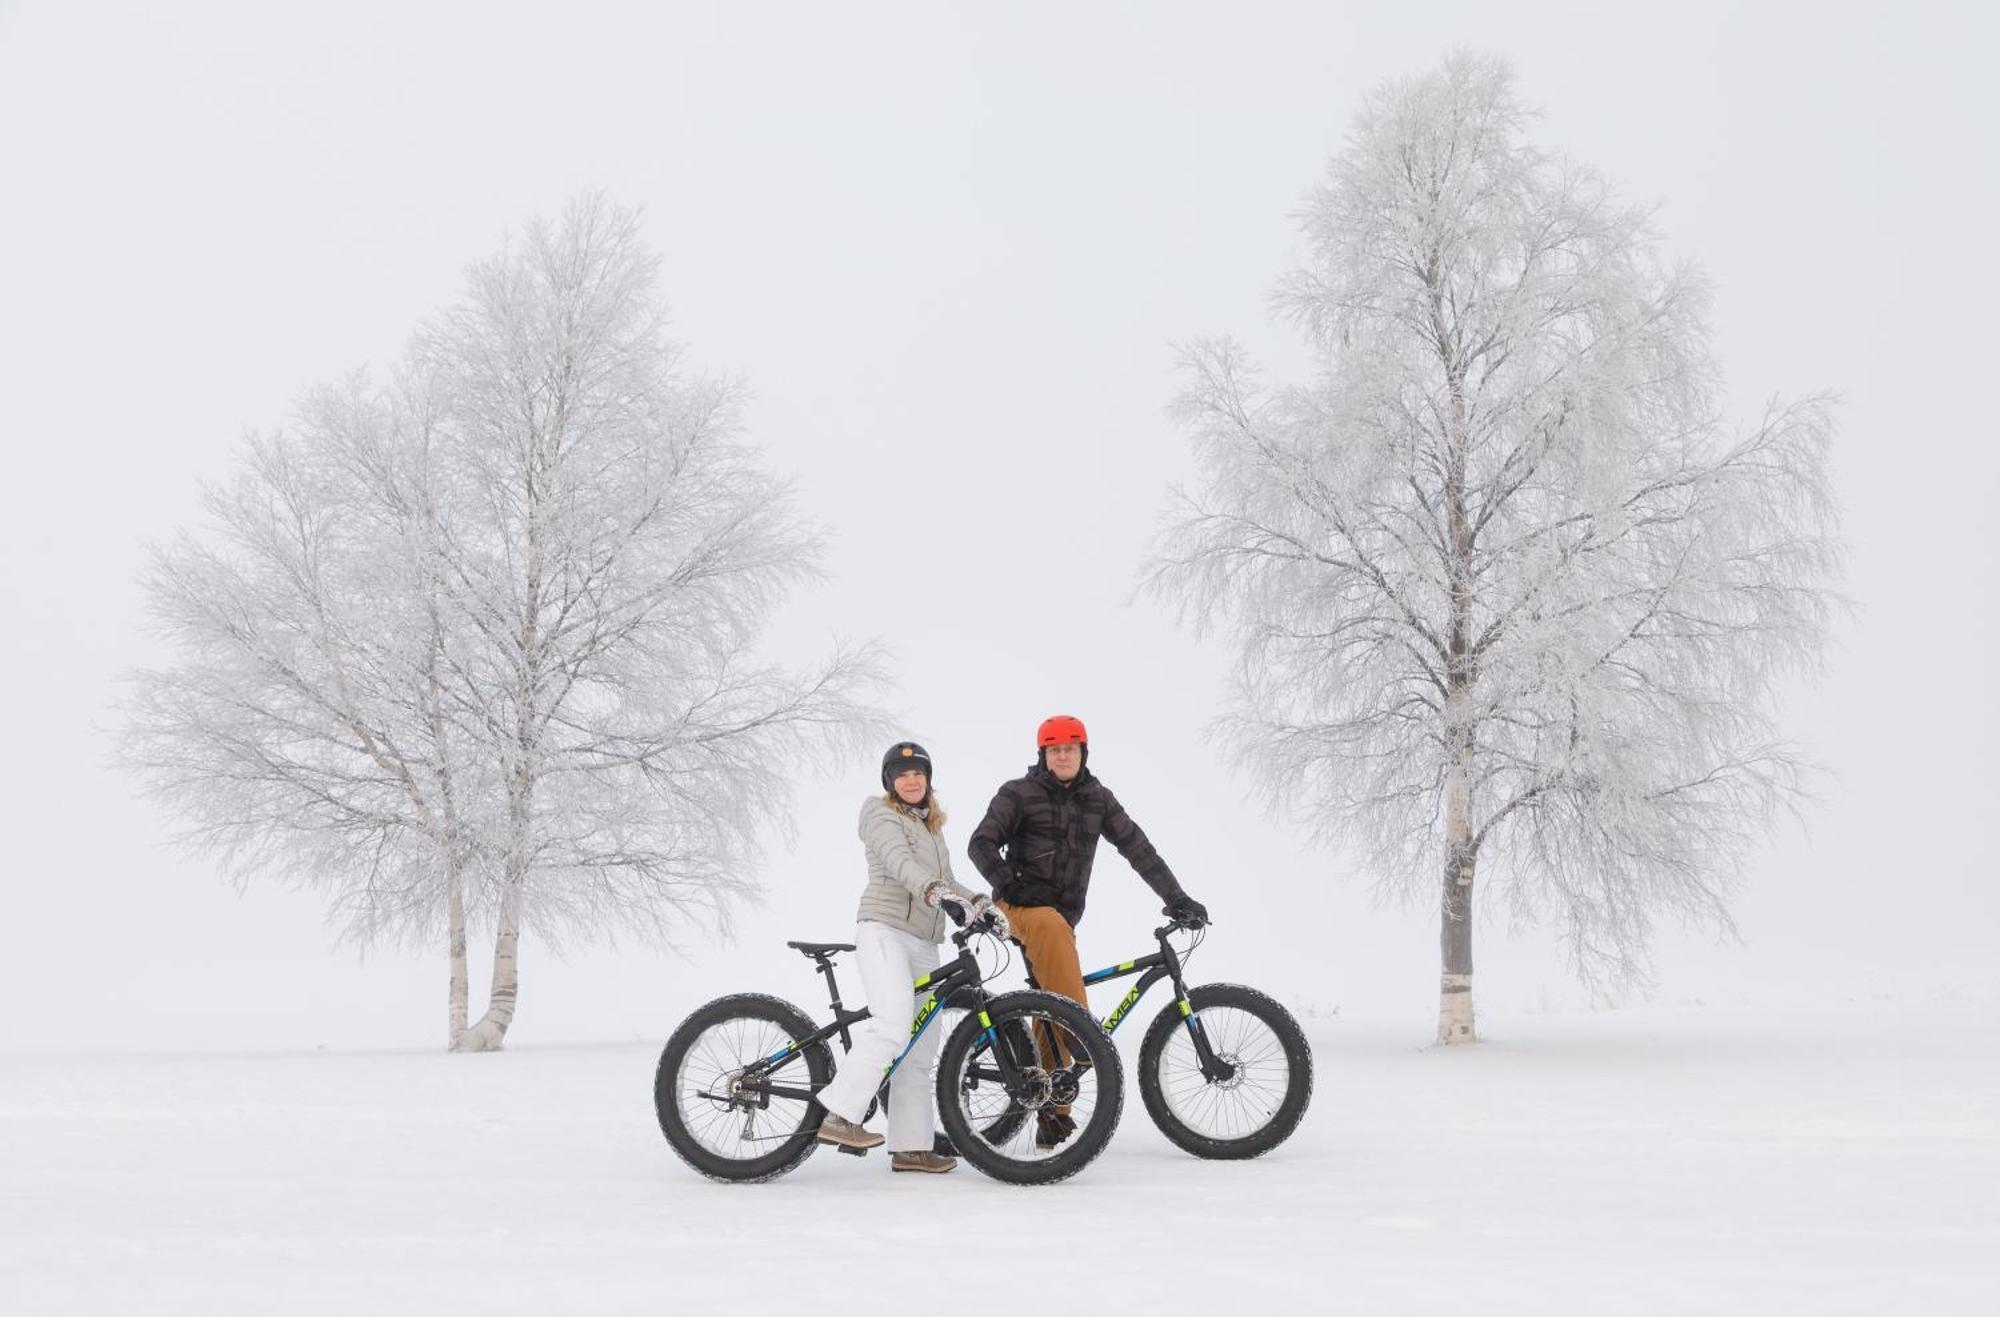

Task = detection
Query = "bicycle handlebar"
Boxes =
[949,914,1006,948]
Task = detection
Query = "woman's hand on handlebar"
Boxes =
[936,890,1010,940]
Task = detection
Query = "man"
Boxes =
[968,714,1208,1146]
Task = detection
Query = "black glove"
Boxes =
[1163,894,1209,929]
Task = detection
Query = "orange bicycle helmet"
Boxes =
[1036,715,1088,767]
[1037,715,1088,747]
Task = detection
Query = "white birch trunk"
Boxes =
[446,848,470,1050]
[459,713,534,1051]
[459,773,527,1052]
[1438,771,1478,1045]
[1438,352,1479,1045]
[461,447,542,1054]
[459,881,520,1052]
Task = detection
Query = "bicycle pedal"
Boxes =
[835,1143,870,1157]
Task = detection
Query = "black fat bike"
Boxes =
[654,916,1122,1186]
[1072,917,1313,1159]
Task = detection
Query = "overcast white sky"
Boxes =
[2,1,1995,1051]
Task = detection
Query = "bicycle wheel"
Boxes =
[935,989,1122,1186]
[655,993,833,1183]
[1138,982,1312,1159]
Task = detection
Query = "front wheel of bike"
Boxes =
[1138,982,1313,1159]
[655,993,833,1183]
[931,1002,1027,1152]
[935,989,1122,1186]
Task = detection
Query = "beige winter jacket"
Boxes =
[855,795,979,942]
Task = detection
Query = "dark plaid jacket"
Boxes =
[967,763,1184,927]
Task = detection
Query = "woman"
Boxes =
[814,740,1008,1174]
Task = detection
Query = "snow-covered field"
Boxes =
[3,1000,1994,1315]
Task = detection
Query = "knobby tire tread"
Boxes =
[655,992,833,1183]
[934,989,1123,1186]
[1137,981,1313,1160]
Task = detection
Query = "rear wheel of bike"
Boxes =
[655,993,833,1183]
[935,989,1122,1185]
[1138,982,1312,1159]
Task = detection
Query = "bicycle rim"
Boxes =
[673,1015,818,1164]
[939,991,1122,1184]
[1153,1004,1293,1142]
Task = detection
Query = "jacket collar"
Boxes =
[1027,762,1094,792]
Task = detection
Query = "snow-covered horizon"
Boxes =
[5,999,1993,1314]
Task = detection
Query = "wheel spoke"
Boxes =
[939,993,1122,1183]
[1154,1001,1298,1145]
[657,996,830,1180]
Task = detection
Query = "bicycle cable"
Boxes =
[978,925,1015,984]
[1178,922,1208,977]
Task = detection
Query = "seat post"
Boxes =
[815,955,862,1050]
[784,940,859,1046]
[815,955,843,1012]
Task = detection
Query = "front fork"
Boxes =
[1154,938,1236,1086]
[1175,990,1237,1084]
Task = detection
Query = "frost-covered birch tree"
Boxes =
[1146,55,1841,1043]
[123,395,494,1044]
[123,194,884,1050]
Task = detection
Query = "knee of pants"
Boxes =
[1011,909,1075,954]
[998,908,1084,1002]
[862,1015,918,1055]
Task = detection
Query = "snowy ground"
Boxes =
[2,1000,1994,1316]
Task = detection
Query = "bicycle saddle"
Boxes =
[785,940,855,959]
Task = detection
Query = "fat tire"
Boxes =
[934,989,1122,1186]
[931,1006,1027,1150]
[1137,982,1312,1160]
[655,992,833,1183]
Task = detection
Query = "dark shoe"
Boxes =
[890,1150,958,1174]
[817,1113,883,1150]
[1034,1110,1077,1150]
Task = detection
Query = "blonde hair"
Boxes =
[882,788,948,834]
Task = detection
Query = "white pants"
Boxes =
[814,921,946,1153]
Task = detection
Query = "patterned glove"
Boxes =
[966,894,1011,940]
[932,889,971,926]
[931,886,1009,938]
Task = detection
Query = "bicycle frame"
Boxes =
[1079,922,1236,1083]
[728,930,1010,1108]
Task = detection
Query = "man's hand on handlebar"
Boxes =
[1162,893,1210,930]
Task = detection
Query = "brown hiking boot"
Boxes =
[1034,1110,1077,1150]
[816,1114,883,1150]
[890,1150,958,1174]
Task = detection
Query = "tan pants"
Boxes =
[996,902,1087,1113]
[995,902,1087,1006]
